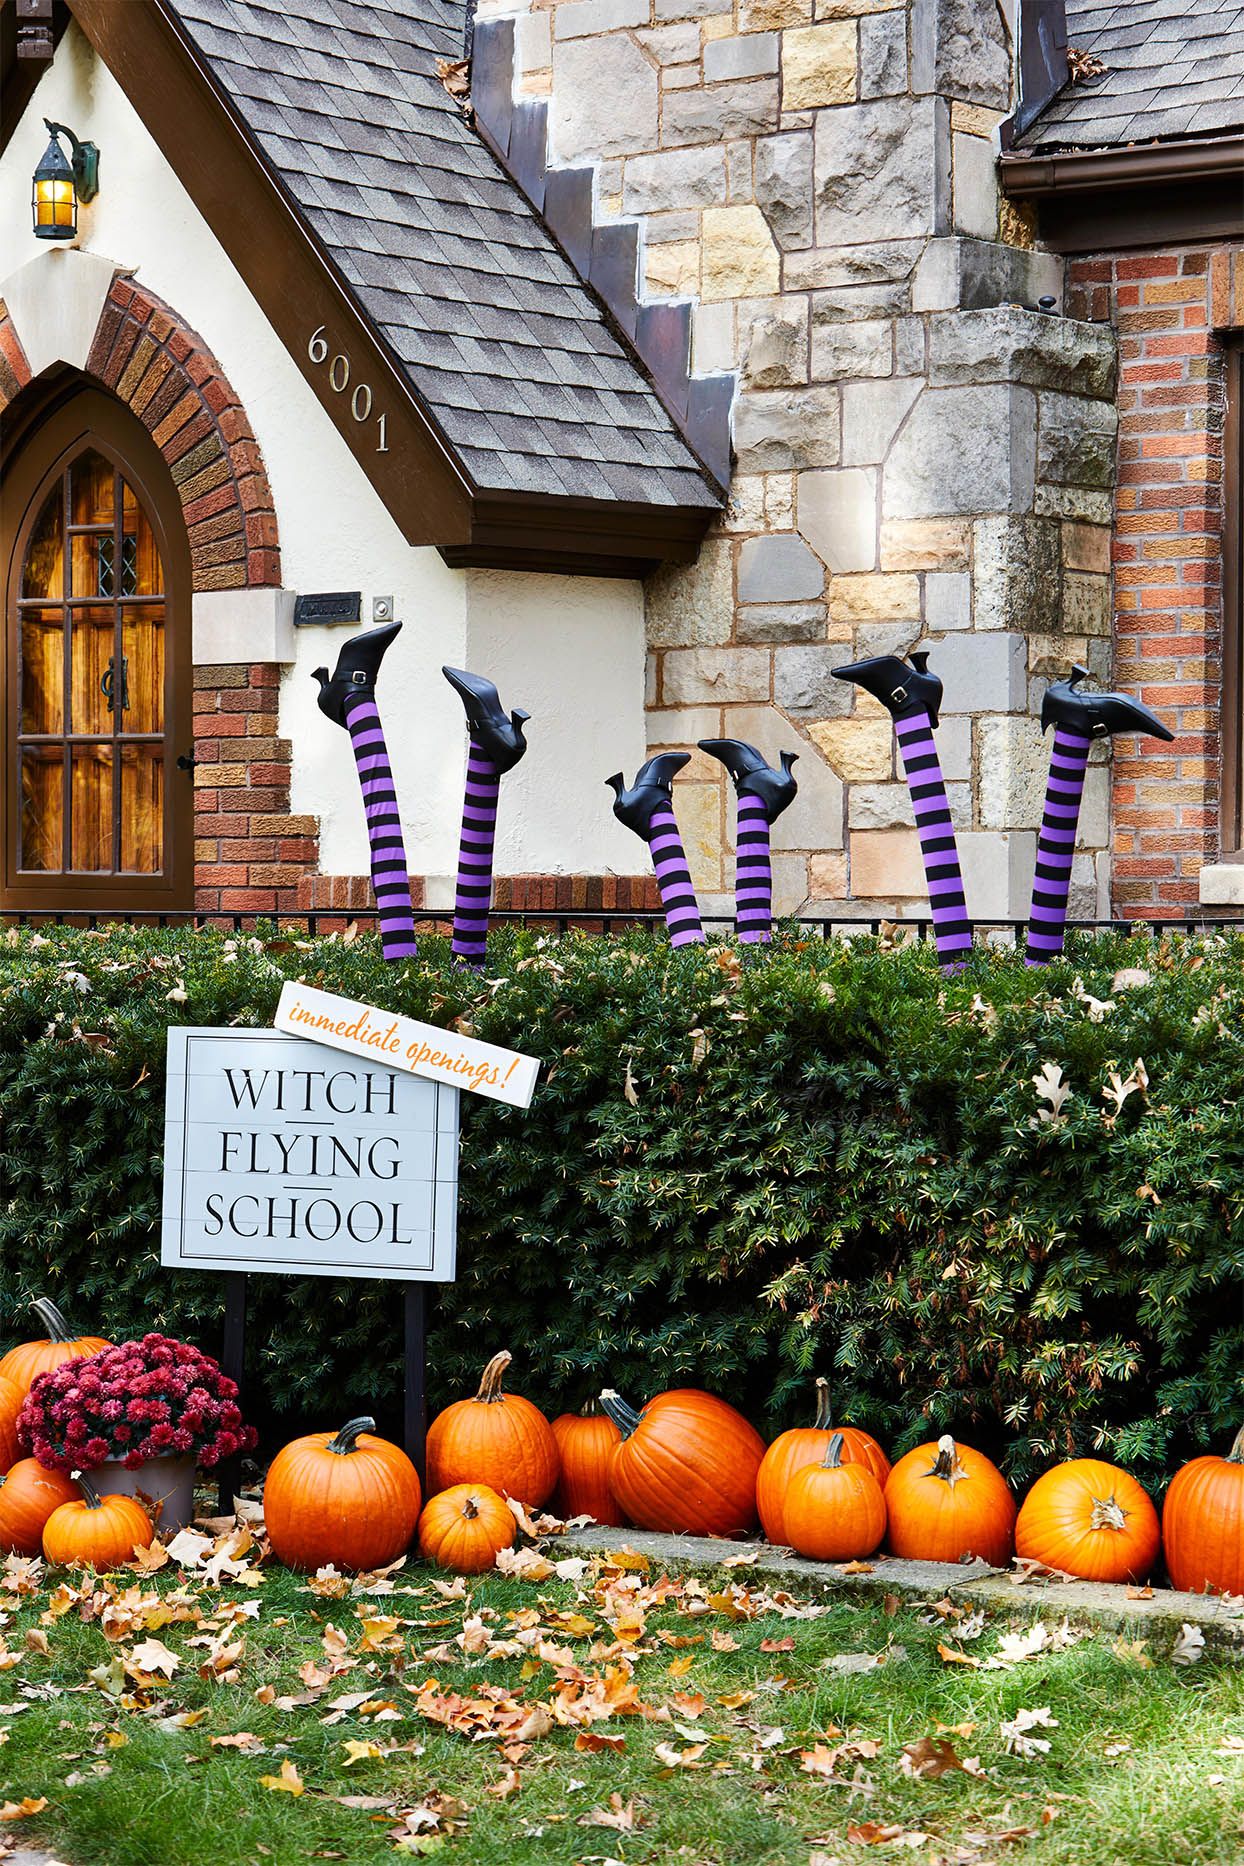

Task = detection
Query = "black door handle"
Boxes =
[176,750,196,773]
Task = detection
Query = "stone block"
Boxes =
[623,146,729,212]
[1062,570,1112,637]
[555,0,650,36]
[739,532,826,601]
[831,571,920,621]
[742,303,810,386]
[972,516,1061,632]
[774,642,855,714]
[957,830,1036,919]
[841,377,921,465]
[657,0,734,16]
[894,317,926,376]
[743,0,812,25]
[551,37,658,160]
[637,21,703,60]
[663,647,772,703]
[811,317,893,380]
[728,139,755,199]
[814,97,946,245]
[850,827,926,896]
[883,385,1036,519]
[1033,485,1113,525]
[1062,521,1111,575]
[935,714,970,780]
[737,601,828,642]
[1198,862,1244,906]
[849,781,912,829]
[853,617,922,658]
[879,518,970,570]
[646,242,700,294]
[1080,765,1110,847]
[755,132,815,249]
[910,0,1011,108]
[517,9,552,67]
[1037,391,1118,489]
[782,21,857,108]
[647,537,735,646]
[772,851,814,912]
[976,713,1049,829]
[692,301,735,374]
[735,386,841,469]
[933,631,1027,713]
[811,280,910,323]
[673,777,725,889]
[702,205,782,300]
[809,851,849,896]
[809,716,894,780]
[859,7,907,94]
[952,131,996,241]
[798,466,878,572]
[927,307,1118,400]
[718,702,845,849]
[788,242,925,289]
[913,237,1064,313]
[924,569,970,630]
[648,706,722,743]
[704,31,780,79]
[663,78,780,143]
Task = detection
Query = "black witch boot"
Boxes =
[1027,667,1174,966]
[442,667,531,967]
[831,651,970,971]
[699,739,799,944]
[606,753,705,947]
[310,621,416,961]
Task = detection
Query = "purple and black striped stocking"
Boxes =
[1026,726,1092,966]
[647,801,705,947]
[342,692,418,962]
[452,741,500,968]
[894,708,972,972]
[734,793,773,944]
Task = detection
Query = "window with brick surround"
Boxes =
[1224,339,1243,856]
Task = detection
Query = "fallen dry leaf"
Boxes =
[259,1759,305,1795]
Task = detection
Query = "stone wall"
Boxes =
[481,0,1122,920]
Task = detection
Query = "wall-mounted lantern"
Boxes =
[32,118,99,241]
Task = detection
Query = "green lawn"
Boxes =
[1,1541,1241,1866]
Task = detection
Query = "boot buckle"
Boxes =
[350,670,367,686]
[890,683,908,706]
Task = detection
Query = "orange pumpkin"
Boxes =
[0,1298,110,1399]
[784,1432,887,1562]
[1163,1425,1244,1597]
[599,1386,765,1537]
[264,1415,421,1573]
[0,1374,23,1475]
[42,1476,153,1568]
[551,1402,626,1526]
[1016,1458,1160,1585]
[884,1435,1016,1567]
[426,1352,559,1507]
[756,1377,890,1546]
[418,1483,516,1573]
[0,1459,80,1556]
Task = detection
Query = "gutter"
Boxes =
[999,134,1244,197]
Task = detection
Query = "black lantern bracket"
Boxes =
[43,119,99,201]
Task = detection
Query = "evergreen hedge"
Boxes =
[1,921,1241,1485]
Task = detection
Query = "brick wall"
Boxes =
[1067,245,1234,917]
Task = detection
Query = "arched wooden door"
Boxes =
[3,389,193,912]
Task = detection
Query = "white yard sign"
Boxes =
[161,1028,458,1281]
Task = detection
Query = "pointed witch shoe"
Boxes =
[312,620,404,728]
[1041,665,1174,741]
[831,650,943,728]
[698,738,799,824]
[442,666,531,772]
[606,752,691,839]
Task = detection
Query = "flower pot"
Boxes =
[90,1456,197,1533]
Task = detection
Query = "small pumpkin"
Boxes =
[42,1474,153,1568]
[551,1402,626,1526]
[756,1377,890,1546]
[0,1298,110,1399]
[426,1352,560,1506]
[0,1373,23,1475]
[418,1483,516,1573]
[264,1415,421,1573]
[1163,1425,1244,1597]
[784,1432,887,1562]
[884,1435,1016,1567]
[0,1459,80,1556]
[1016,1458,1160,1585]
[599,1386,765,1537]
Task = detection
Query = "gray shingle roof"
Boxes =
[169,0,720,509]
[1018,0,1244,149]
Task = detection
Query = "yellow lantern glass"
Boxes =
[33,174,76,238]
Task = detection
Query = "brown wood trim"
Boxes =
[0,0,69,161]
[1223,339,1243,856]
[440,493,710,576]
[999,135,1244,197]
[2,387,194,910]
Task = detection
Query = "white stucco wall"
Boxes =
[0,24,648,881]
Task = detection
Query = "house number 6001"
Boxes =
[307,326,388,452]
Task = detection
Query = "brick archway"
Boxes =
[1,273,279,593]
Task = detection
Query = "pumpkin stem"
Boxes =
[1227,1425,1244,1465]
[598,1389,642,1438]
[30,1296,74,1343]
[462,1496,480,1520]
[73,1472,103,1511]
[930,1435,967,1487]
[813,1377,833,1433]
[820,1431,845,1470]
[327,1417,375,1455]
[474,1352,512,1404]
[1089,1493,1128,1532]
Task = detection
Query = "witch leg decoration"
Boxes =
[698,739,799,944]
[313,621,419,962]
[442,668,530,969]
[1027,665,1174,966]
[832,652,972,973]
[606,753,705,947]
